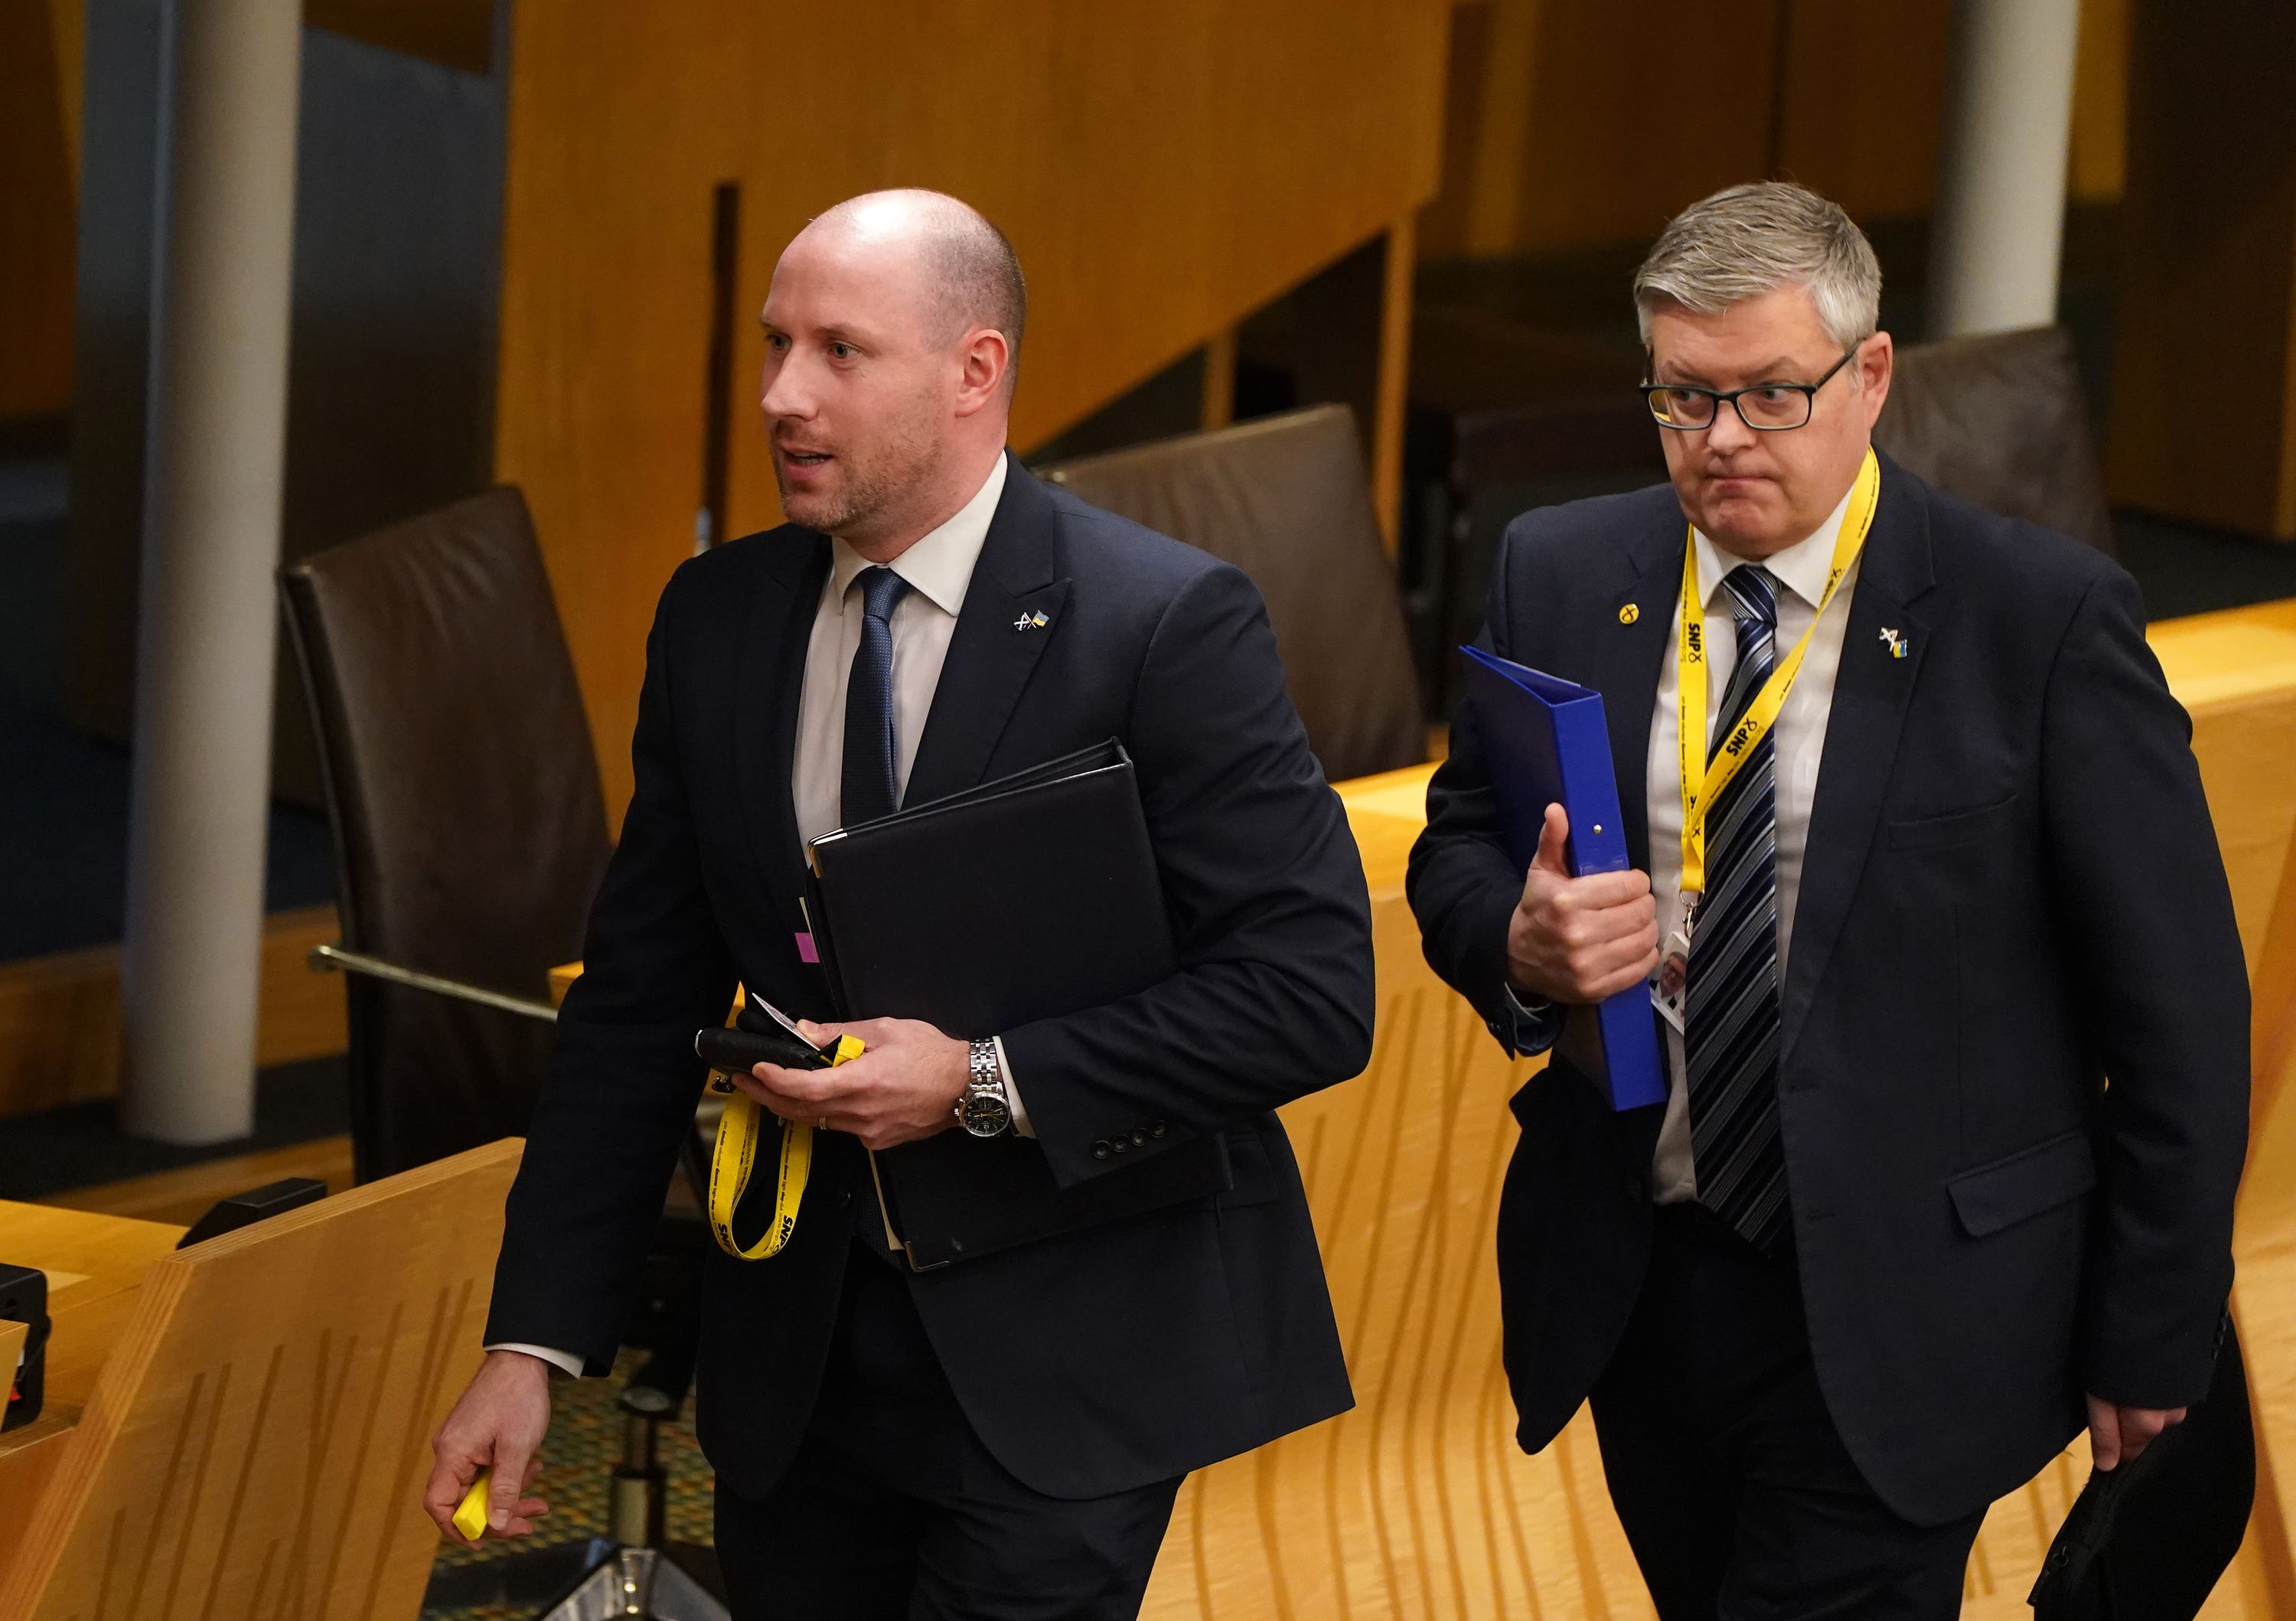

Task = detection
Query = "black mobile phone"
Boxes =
[693,1025,836,1075]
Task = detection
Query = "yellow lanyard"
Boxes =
[1676,448,1880,899]
[707,1031,865,1261]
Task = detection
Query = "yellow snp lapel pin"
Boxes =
[1619,603,1640,625]
[1013,610,1049,631]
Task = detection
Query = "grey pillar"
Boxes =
[1927,0,2083,338]
[119,0,303,1143]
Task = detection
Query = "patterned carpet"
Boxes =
[422,1352,716,1621]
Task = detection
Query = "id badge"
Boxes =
[1651,898,1695,1033]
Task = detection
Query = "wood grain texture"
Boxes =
[0,1202,186,1583]
[304,0,494,74]
[491,0,1452,827]
[0,906,347,1120]
[1420,0,2128,266]
[1140,782,1650,1618]
[0,1138,520,1619]
[2232,817,2296,1621]
[2150,600,2296,971]
[44,1137,357,1228]
[0,0,78,423]
[2107,0,2296,540]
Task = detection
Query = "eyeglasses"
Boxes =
[1639,347,1857,432]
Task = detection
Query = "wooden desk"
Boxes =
[0,1202,184,1575]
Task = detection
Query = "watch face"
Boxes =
[958,1091,1012,1137]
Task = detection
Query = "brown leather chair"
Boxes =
[1875,324,2116,556]
[279,486,611,1184]
[1040,404,1427,781]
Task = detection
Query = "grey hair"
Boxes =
[1633,181,1881,353]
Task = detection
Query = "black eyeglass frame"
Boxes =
[1639,345,1861,432]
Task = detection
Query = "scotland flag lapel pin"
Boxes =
[1013,609,1049,632]
[1879,627,1908,659]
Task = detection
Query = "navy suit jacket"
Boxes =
[1407,455,2249,1525]
[485,456,1369,1500]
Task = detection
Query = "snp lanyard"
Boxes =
[1675,448,1880,905]
[707,1029,866,1262]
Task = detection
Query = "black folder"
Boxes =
[2029,1313,2254,1621]
[804,739,1231,1269]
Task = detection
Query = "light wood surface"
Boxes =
[0,1202,186,1579]
[0,1138,521,1619]
[1144,767,1646,1617]
[2231,815,2296,1620]
[0,905,346,1120]
[491,0,1452,829]
[44,1136,357,1228]
[2150,600,2296,969]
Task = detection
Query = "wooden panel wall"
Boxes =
[2107,0,2296,541]
[0,906,345,1120]
[1420,0,2130,265]
[491,0,1453,826]
[0,0,79,424]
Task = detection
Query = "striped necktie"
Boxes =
[839,565,912,827]
[1684,563,1789,1252]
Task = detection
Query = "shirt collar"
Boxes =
[1691,472,1858,612]
[829,452,1009,615]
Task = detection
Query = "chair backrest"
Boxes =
[279,488,610,1182]
[0,1139,521,1620]
[1875,325,2116,555]
[1041,405,1427,783]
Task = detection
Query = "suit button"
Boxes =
[1148,1120,1166,1139]
[1091,1140,1113,1161]
[1110,1137,1130,1154]
[1130,1128,1150,1147]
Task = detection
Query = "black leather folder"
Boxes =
[805,739,1231,1269]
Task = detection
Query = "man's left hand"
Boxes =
[735,1017,968,1150]
[2086,1393,2187,1472]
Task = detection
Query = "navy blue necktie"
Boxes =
[1684,564,1789,1252]
[840,566,912,827]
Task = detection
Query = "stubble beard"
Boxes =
[775,407,945,542]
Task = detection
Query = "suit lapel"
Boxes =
[735,529,832,908]
[1779,455,1938,1061]
[1578,516,1681,873]
[905,454,1069,805]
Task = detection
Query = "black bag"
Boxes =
[2029,1313,2254,1619]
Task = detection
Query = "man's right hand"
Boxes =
[424,1348,555,1543]
[1505,804,1661,1003]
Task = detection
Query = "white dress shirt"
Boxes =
[1646,479,1861,1202]
[493,453,1022,1381]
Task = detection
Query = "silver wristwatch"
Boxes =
[956,1037,1013,1137]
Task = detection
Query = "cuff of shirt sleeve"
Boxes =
[991,1035,1032,1137]
[484,1342,585,1381]
[1496,981,1565,1058]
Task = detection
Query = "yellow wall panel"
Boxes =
[492,0,1453,825]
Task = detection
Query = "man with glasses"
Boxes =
[1409,181,2246,1616]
